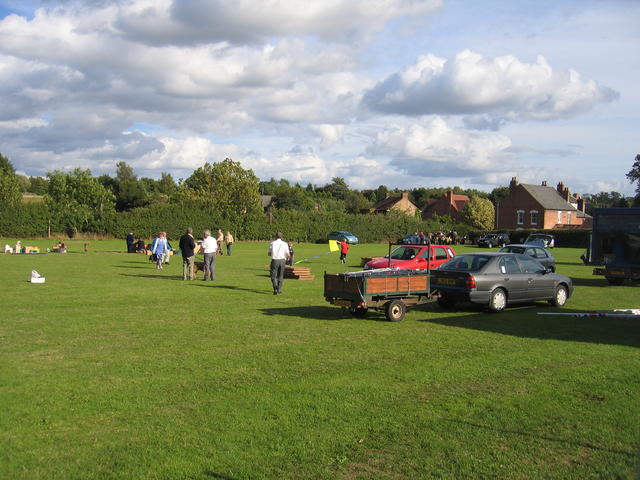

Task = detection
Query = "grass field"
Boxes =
[1,238,639,479]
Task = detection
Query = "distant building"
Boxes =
[366,192,419,216]
[497,178,591,230]
[421,191,470,221]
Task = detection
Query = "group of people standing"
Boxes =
[178,228,235,281]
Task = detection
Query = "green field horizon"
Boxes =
[1,239,638,479]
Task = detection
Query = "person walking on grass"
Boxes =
[202,229,218,280]
[338,238,350,264]
[151,232,168,270]
[216,228,224,256]
[179,227,196,280]
[268,232,290,295]
[225,231,234,256]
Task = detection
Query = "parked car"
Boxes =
[431,252,572,312]
[499,244,556,271]
[398,233,422,244]
[327,231,359,244]
[525,233,555,248]
[364,244,456,270]
[477,233,510,248]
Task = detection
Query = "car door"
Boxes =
[430,247,450,269]
[516,255,552,299]
[497,255,528,300]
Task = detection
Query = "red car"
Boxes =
[364,244,456,271]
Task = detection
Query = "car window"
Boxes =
[442,255,489,272]
[419,248,430,259]
[534,248,548,259]
[434,247,448,260]
[446,248,455,258]
[499,256,521,274]
[524,248,535,256]
[517,255,544,273]
[390,247,416,260]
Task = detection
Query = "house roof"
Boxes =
[521,184,578,211]
[370,195,402,211]
[422,193,469,213]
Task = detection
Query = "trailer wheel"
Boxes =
[349,306,368,318]
[385,299,406,322]
[549,285,568,306]
[605,276,624,286]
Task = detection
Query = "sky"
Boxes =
[0,0,638,195]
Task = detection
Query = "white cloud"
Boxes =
[114,0,442,46]
[363,50,619,124]
[369,117,515,179]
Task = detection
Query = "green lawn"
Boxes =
[1,239,639,479]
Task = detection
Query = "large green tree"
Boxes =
[177,158,261,219]
[114,162,149,211]
[45,168,116,233]
[627,154,640,204]
[460,196,495,230]
[0,153,22,210]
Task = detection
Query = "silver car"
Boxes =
[432,252,573,312]
[499,244,556,272]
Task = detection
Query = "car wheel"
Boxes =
[488,288,507,313]
[487,242,493,249]
[349,306,368,318]
[385,299,406,322]
[549,285,568,306]
[605,276,625,286]
[437,297,456,308]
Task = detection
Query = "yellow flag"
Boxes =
[328,240,339,252]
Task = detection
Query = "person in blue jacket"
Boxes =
[151,232,168,270]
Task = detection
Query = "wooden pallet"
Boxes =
[284,265,314,280]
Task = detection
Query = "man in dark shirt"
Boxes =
[126,232,135,253]
[179,227,197,280]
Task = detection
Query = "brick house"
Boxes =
[366,192,419,216]
[421,191,470,221]
[496,178,591,230]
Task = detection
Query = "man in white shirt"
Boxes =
[268,232,290,295]
[201,229,218,280]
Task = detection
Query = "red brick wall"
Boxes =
[497,185,543,229]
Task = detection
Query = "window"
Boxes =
[530,210,538,225]
[518,256,544,273]
[499,256,521,274]
[517,210,524,225]
[557,211,562,224]
[567,212,572,224]
[434,247,448,260]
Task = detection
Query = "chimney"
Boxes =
[509,177,519,189]
[401,191,409,200]
[541,180,547,187]
[577,197,585,212]
[563,187,570,202]
[557,181,564,194]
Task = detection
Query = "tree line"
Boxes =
[1,152,639,239]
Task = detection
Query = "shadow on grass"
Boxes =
[418,304,640,348]
[189,284,271,295]
[445,419,636,457]
[201,471,239,480]
[260,305,390,321]
[119,273,184,281]
[569,277,611,287]
[113,265,151,270]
